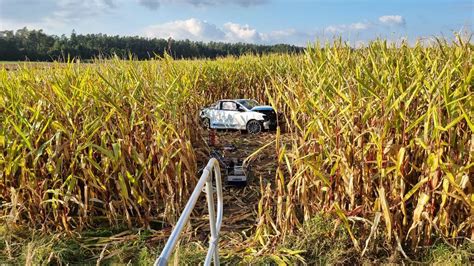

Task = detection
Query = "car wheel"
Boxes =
[246,120,262,134]
[202,118,210,129]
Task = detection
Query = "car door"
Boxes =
[214,101,239,129]
[234,103,248,129]
[206,102,219,128]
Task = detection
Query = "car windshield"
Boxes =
[237,99,259,109]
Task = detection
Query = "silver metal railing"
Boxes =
[155,158,223,266]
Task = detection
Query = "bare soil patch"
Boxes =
[190,129,289,249]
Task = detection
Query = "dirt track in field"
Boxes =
[191,129,287,251]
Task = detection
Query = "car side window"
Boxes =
[236,104,246,112]
[221,101,237,111]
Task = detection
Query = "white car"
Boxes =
[199,99,277,134]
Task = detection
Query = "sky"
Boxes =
[0,0,472,46]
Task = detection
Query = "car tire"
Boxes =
[246,120,262,134]
[202,118,210,129]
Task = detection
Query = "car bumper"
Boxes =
[263,120,277,130]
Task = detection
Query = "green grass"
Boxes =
[2,218,472,265]
[424,242,474,265]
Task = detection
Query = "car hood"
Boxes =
[251,106,274,111]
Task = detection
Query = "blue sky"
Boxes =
[0,0,472,45]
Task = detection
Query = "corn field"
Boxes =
[1,38,473,257]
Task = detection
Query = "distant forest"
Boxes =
[0,28,304,61]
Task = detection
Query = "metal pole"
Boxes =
[155,158,222,266]
[204,175,218,266]
[213,160,223,261]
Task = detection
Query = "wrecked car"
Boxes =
[199,99,277,134]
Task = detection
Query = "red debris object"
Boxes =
[209,129,217,146]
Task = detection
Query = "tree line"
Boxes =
[0,28,304,61]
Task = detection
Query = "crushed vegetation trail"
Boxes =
[190,130,285,252]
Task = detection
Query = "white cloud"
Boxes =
[137,0,267,10]
[143,18,385,45]
[143,18,225,41]
[261,29,315,45]
[325,26,344,34]
[0,0,116,33]
[143,19,313,44]
[325,22,370,34]
[47,0,116,23]
[379,15,405,26]
[223,22,260,42]
[350,22,369,30]
[0,18,41,31]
